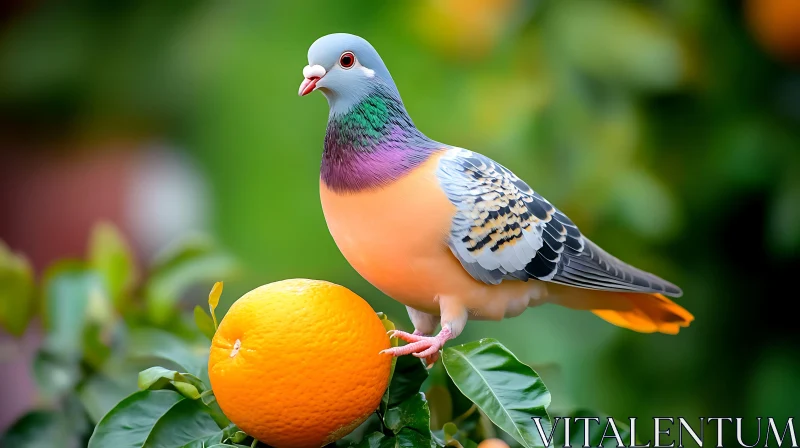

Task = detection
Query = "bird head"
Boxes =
[299,33,400,114]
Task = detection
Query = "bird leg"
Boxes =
[380,299,467,367]
[405,305,438,336]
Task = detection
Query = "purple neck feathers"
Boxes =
[321,87,440,193]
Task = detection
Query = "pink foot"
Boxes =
[381,328,452,367]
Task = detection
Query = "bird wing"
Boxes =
[435,147,683,297]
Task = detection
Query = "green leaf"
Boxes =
[0,242,35,336]
[128,328,210,384]
[552,410,633,448]
[89,390,222,448]
[144,235,238,325]
[201,390,218,406]
[88,390,180,447]
[138,366,206,400]
[441,366,476,425]
[382,354,429,412]
[208,281,223,329]
[337,413,383,447]
[88,222,137,311]
[384,393,432,435]
[138,366,179,390]
[0,411,73,448]
[79,373,137,423]
[41,262,103,360]
[82,321,114,370]
[382,393,434,448]
[378,314,402,415]
[352,432,389,448]
[351,430,433,448]
[387,428,434,448]
[177,430,225,448]
[378,313,398,347]
[194,305,216,340]
[136,397,222,446]
[442,339,551,448]
[174,381,202,399]
[226,430,248,444]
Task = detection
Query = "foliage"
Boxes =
[79,279,627,447]
[442,339,551,447]
[0,223,238,448]
[1,223,637,447]
[0,242,35,336]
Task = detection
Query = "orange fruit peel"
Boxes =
[208,279,392,448]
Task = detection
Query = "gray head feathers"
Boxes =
[305,33,402,114]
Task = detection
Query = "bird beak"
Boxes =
[299,64,326,96]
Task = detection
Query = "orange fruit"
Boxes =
[746,0,800,62]
[477,438,511,448]
[413,0,521,60]
[208,279,392,448]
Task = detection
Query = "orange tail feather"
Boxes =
[591,293,694,335]
[546,284,694,335]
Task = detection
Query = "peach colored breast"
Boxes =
[320,151,544,319]
[319,152,461,313]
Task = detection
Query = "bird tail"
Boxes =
[546,286,694,334]
[591,293,693,335]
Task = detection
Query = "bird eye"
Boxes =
[339,52,355,69]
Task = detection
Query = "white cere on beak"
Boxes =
[303,64,326,79]
[361,67,375,78]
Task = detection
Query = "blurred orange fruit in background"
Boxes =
[746,0,800,62]
[413,0,526,60]
[477,438,511,448]
[208,279,392,448]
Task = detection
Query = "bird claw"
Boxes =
[380,332,445,368]
[386,330,427,344]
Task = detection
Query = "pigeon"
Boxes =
[299,33,693,365]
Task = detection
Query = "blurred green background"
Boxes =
[1,0,799,446]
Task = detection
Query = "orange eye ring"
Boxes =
[339,52,355,69]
